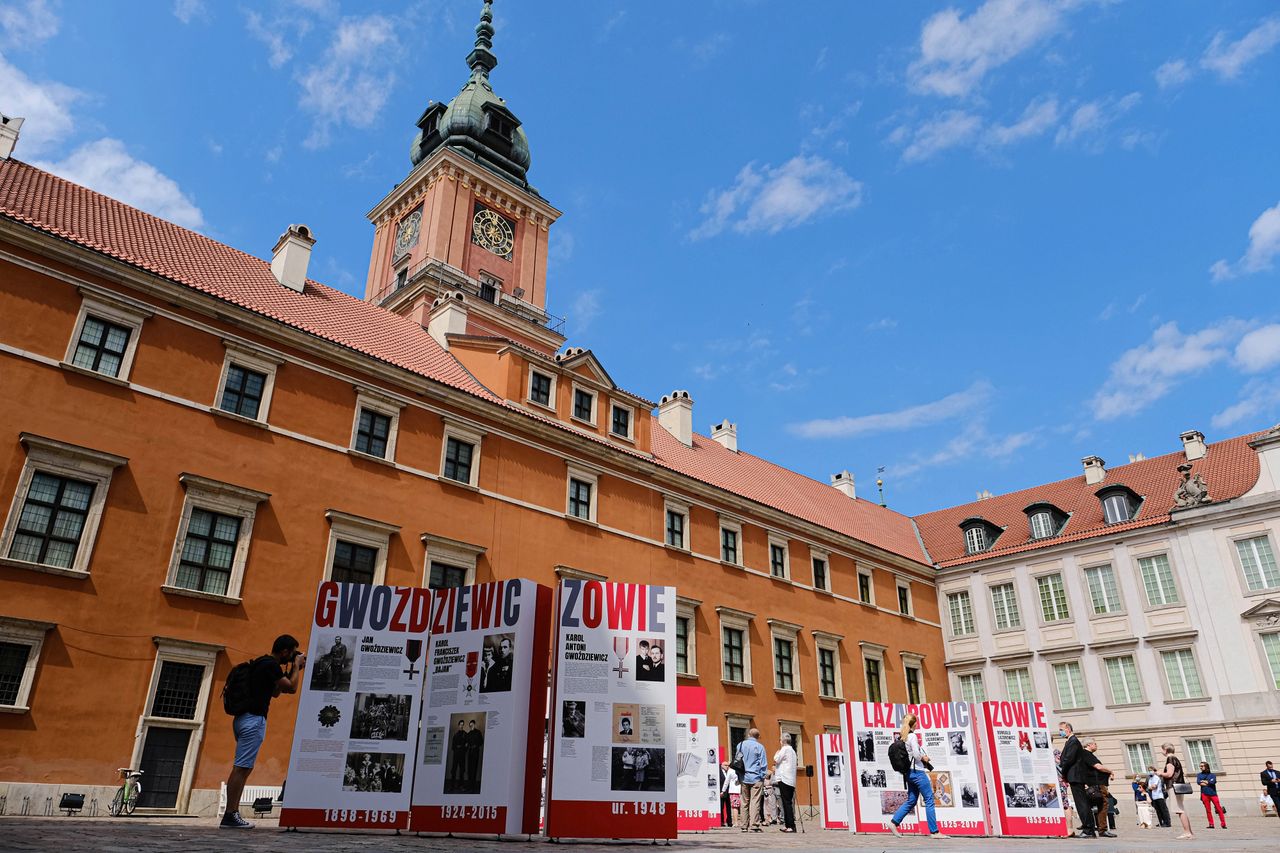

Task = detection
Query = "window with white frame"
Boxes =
[1102,492,1135,524]
[64,291,151,381]
[440,421,484,488]
[675,597,699,677]
[1084,564,1123,614]
[862,644,886,702]
[1262,632,1280,689]
[163,474,269,601]
[897,581,912,615]
[858,570,874,604]
[1029,510,1056,540]
[324,510,397,586]
[214,341,282,423]
[720,519,741,565]
[350,389,404,462]
[1037,573,1071,622]
[528,370,555,409]
[769,620,801,692]
[1125,742,1153,775]
[571,386,595,424]
[779,720,805,767]
[958,672,986,703]
[947,590,976,636]
[990,582,1022,629]
[964,526,987,554]
[610,404,633,440]
[768,535,790,579]
[1185,738,1217,769]
[1,434,127,577]
[137,638,219,810]
[1160,648,1205,700]
[1235,535,1280,592]
[0,617,53,712]
[421,533,484,589]
[811,549,829,591]
[1004,667,1035,701]
[904,660,924,703]
[1052,660,1089,709]
[1137,554,1180,606]
[813,631,843,699]
[566,465,599,522]
[1104,654,1144,705]
[718,607,753,685]
[664,500,689,549]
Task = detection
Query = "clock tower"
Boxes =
[363,0,564,355]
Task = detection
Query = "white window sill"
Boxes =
[609,431,635,444]
[162,584,242,606]
[819,693,844,703]
[720,560,743,570]
[1105,701,1151,710]
[58,360,132,387]
[527,398,556,413]
[0,704,31,715]
[564,514,599,527]
[721,679,753,689]
[0,557,89,579]
[774,687,803,696]
[569,415,597,429]
[677,671,699,680]
[1164,696,1209,705]
[664,544,691,555]
[208,407,269,429]
[437,476,480,492]
[347,448,397,467]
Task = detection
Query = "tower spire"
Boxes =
[467,0,498,79]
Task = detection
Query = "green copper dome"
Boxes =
[410,0,535,193]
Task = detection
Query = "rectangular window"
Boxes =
[812,557,828,591]
[354,408,392,458]
[665,509,686,548]
[1004,667,1034,701]
[773,637,794,691]
[1185,738,1217,769]
[897,584,911,615]
[948,591,975,636]
[1104,655,1144,704]
[72,315,132,378]
[610,405,631,438]
[858,572,872,603]
[572,388,594,422]
[1262,633,1280,689]
[443,437,474,484]
[1085,565,1123,614]
[219,363,267,419]
[7,472,94,570]
[721,528,738,564]
[529,371,553,407]
[0,642,32,707]
[770,543,787,577]
[428,562,468,590]
[990,582,1022,629]
[150,660,205,720]
[1052,661,1089,709]
[818,647,837,697]
[331,540,378,585]
[1037,574,1071,622]
[675,616,690,675]
[958,673,986,703]
[175,508,242,596]
[722,627,745,683]
[568,478,593,520]
[864,658,882,702]
[1236,536,1280,591]
[1125,742,1153,775]
[1138,554,1180,606]
[1160,648,1204,700]
[905,666,922,703]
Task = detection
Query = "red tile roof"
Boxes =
[913,432,1264,567]
[0,157,931,566]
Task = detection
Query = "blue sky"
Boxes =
[3,0,1280,516]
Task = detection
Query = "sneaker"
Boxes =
[888,822,902,837]
[220,812,254,829]
[1100,831,1117,837]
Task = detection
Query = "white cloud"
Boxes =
[569,289,602,335]
[866,317,898,331]
[33,138,204,230]
[297,15,398,148]
[1212,379,1280,430]
[1201,16,1280,80]
[1154,58,1191,89]
[788,380,993,439]
[894,110,983,163]
[246,11,294,69]
[1090,320,1246,420]
[908,0,1070,97]
[1211,201,1280,281]
[0,54,82,155]
[0,0,58,49]
[891,420,1037,479]
[690,155,862,239]
[173,0,207,25]
[1054,92,1140,148]
[1235,325,1280,373]
[985,96,1060,146]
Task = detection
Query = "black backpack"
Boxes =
[888,738,911,774]
[222,656,270,716]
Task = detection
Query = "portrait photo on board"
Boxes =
[827,754,842,777]
[561,700,586,738]
[479,632,514,693]
[343,751,404,793]
[611,747,666,792]
[634,638,667,682]
[856,731,875,762]
[1004,782,1036,809]
[860,769,887,788]
[309,634,356,692]
[961,783,980,809]
[947,729,968,756]
[1034,731,1050,750]
[444,711,487,795]
[349,692,412,741]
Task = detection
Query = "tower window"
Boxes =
[488,114,514,140]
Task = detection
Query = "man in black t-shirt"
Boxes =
[221,634,304,829]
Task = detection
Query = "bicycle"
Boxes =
[108,767,144,816]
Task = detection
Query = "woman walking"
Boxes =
[1196,761,1226,829]
[887,712,944,838]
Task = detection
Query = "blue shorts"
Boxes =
[233,713,267,769]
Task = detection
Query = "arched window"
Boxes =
[1097,486,1141,525]
[964,526,987,554]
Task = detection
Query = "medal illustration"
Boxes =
[612,637,630,679]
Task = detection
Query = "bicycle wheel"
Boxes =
[108,787,125,817]
[124,782,140,815]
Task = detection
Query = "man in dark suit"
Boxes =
[1057,721,1097,838]
[487,637,514,692]
[449,720,468,792]
[1262,760,1280,817]
[465,720,485,790]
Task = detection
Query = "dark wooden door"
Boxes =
[137,726,191,808]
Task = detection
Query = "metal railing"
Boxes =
[373,258,565,336]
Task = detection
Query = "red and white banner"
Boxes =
[545,580,677,839]
[280,582,430,830]
[815,733,849,830]
[408,579,552,834]
[676,686,718,831]
[840,702,989,836]
[976,701,1067,837]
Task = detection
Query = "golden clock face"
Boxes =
[394,210,421,256]
[472,208,514,257]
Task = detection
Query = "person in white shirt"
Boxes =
[1148,767,1171,827]
[888,712,944,838]
[720,762,739,827]
[773,733,798,832]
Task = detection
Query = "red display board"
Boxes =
[976,701,1067,837]
[676,686,717,831]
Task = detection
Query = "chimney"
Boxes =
[0,114,24,160]
[711,419,737,452]
[830,471,856,499]
[270,224,315,293]
[1082,455,1106,485]
[1180,430,1206,461]
[427,290,468,349]
[658,390,693,447]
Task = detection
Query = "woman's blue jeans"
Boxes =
[892,769,939,834]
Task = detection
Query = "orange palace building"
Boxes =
[0,6,945,816]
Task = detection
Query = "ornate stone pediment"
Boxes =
[1241,598,1280,629]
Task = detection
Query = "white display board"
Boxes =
[977,701,1067,836]
[815,733,849,830]
[840,702,989,836]
[408,579,552,835]
[280,582,430,829]
[545,580,678,839]
[675,687,717,831]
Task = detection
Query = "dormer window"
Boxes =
[1024,502,1067,540]
[488,113,514,140]
[1097,486,1141,524]
[964,526,987,554]
[959,517,1001,555]
[478,274,501,303]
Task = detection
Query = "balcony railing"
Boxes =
[372,258,565,336]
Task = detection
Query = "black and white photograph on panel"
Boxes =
[444,712,486,795]
[947,729,968,756]
[479,632,514,693]
[611,747,666,792]
[561,700,586,738]
[342,751,405,793]
[634,638,667,682]
[309,634,356,692]
[348,693,412,741]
